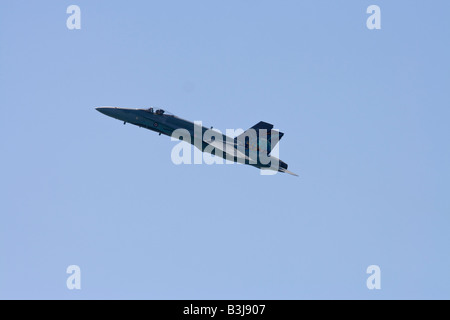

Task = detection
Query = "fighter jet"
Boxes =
[96,107,297,176]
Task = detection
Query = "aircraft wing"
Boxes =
[203,137,250,161]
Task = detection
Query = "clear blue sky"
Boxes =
[1,1,449,299]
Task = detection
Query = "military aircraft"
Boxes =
[96,107,297,176]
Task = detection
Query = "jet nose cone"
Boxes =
[96,106,121,119]
[96,106,112,116]
[96,106,134,123]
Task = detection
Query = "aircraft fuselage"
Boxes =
[96,107,292,174]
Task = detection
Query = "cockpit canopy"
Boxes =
[146,107,174,116]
